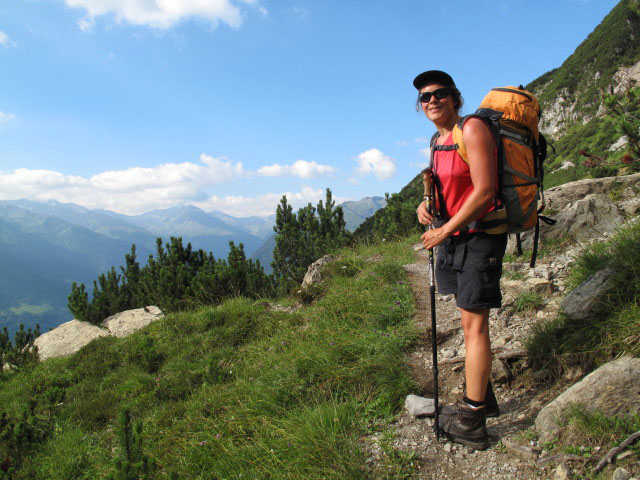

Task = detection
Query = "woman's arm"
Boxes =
[421,118,495,249]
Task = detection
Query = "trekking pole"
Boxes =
[421,167,440,441]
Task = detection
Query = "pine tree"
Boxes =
[272,195,302,284]
[68,235,275,323]
[272,189,350,285]
[110,409,152,480]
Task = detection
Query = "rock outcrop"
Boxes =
[512,174,639,252]
[535,356,640,443]
[34,319,109,361]
[102,306,164,337]
[548,193,624,240]
[301,254,335,289]
[34,306,164,361]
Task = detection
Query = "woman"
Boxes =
[414,70,507,450]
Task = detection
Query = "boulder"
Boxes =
[561,268,615,320]
[301,255,335,289]
[509,174,640,252]
[33,319,109,361]
[101,306,164,337]
[535,356,640,443]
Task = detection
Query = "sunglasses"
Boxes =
[419,87,451,103]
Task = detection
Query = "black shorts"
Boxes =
[435,232,508,310]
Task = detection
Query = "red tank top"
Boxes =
[432,131,497,235]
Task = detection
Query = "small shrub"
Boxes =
[513,292,544,312]
[125,336,165,374]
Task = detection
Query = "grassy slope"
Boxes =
[525,220,640,376]
[0,236,421,480]
[522,221,640,475]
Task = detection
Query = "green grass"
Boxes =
[548,406,640,479]
[503,270,527,281]
[0,235,421,479]
[513,292,545,312]
[525,221,640,377]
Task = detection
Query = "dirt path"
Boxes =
[363,245,570,479]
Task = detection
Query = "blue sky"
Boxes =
[0,0,620,216]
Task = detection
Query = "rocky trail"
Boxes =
[362,174,640,480]
[361,247,557,479]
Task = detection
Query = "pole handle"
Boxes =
[421,168,433,202]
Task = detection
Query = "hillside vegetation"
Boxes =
[528,0,640,187]
[528,0,640,116]
[0,237,420,479]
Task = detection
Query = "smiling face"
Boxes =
[419,83,458,128]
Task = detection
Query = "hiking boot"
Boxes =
[440,381,500,418]
[438,399,489,450]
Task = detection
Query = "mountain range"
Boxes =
[0,196,385,334]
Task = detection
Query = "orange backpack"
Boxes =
[430,86,555,266]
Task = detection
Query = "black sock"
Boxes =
[463,395,485,408]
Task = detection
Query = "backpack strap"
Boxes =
[429,131,452,223]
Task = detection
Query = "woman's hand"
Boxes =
[421,226,448,250]
[416,200,433,226]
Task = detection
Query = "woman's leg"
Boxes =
[460,307,491,403]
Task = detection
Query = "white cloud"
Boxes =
[0,155,350,217]
[395,140,408,147]
[192,186,328,217]
[0,154,246,214]
[420,147,430,158]
[285,5,310,22]
[65,0,264,30]
[256,159,335,179]
[0,30,15,48]
[415,137,429,144]
[354,148,396,180]
[0,111,16,123]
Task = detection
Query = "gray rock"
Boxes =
[491,361,510,385]
[441,348,456,359]
[553,463,572,480]
[542,174,640,212]
[561,268,615,321]
[102,306,164,337]
[527,277,552,293]
[622,197,640,216]
[509,174,640,253]
[613,467,632,480]
[501,438,540,463]
[404,395,435,417]
[535,356,640,443]
[549,193,623,240]
[301,255,335,289]
[34,319,109,361]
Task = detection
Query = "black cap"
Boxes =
[413,70,455,90]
